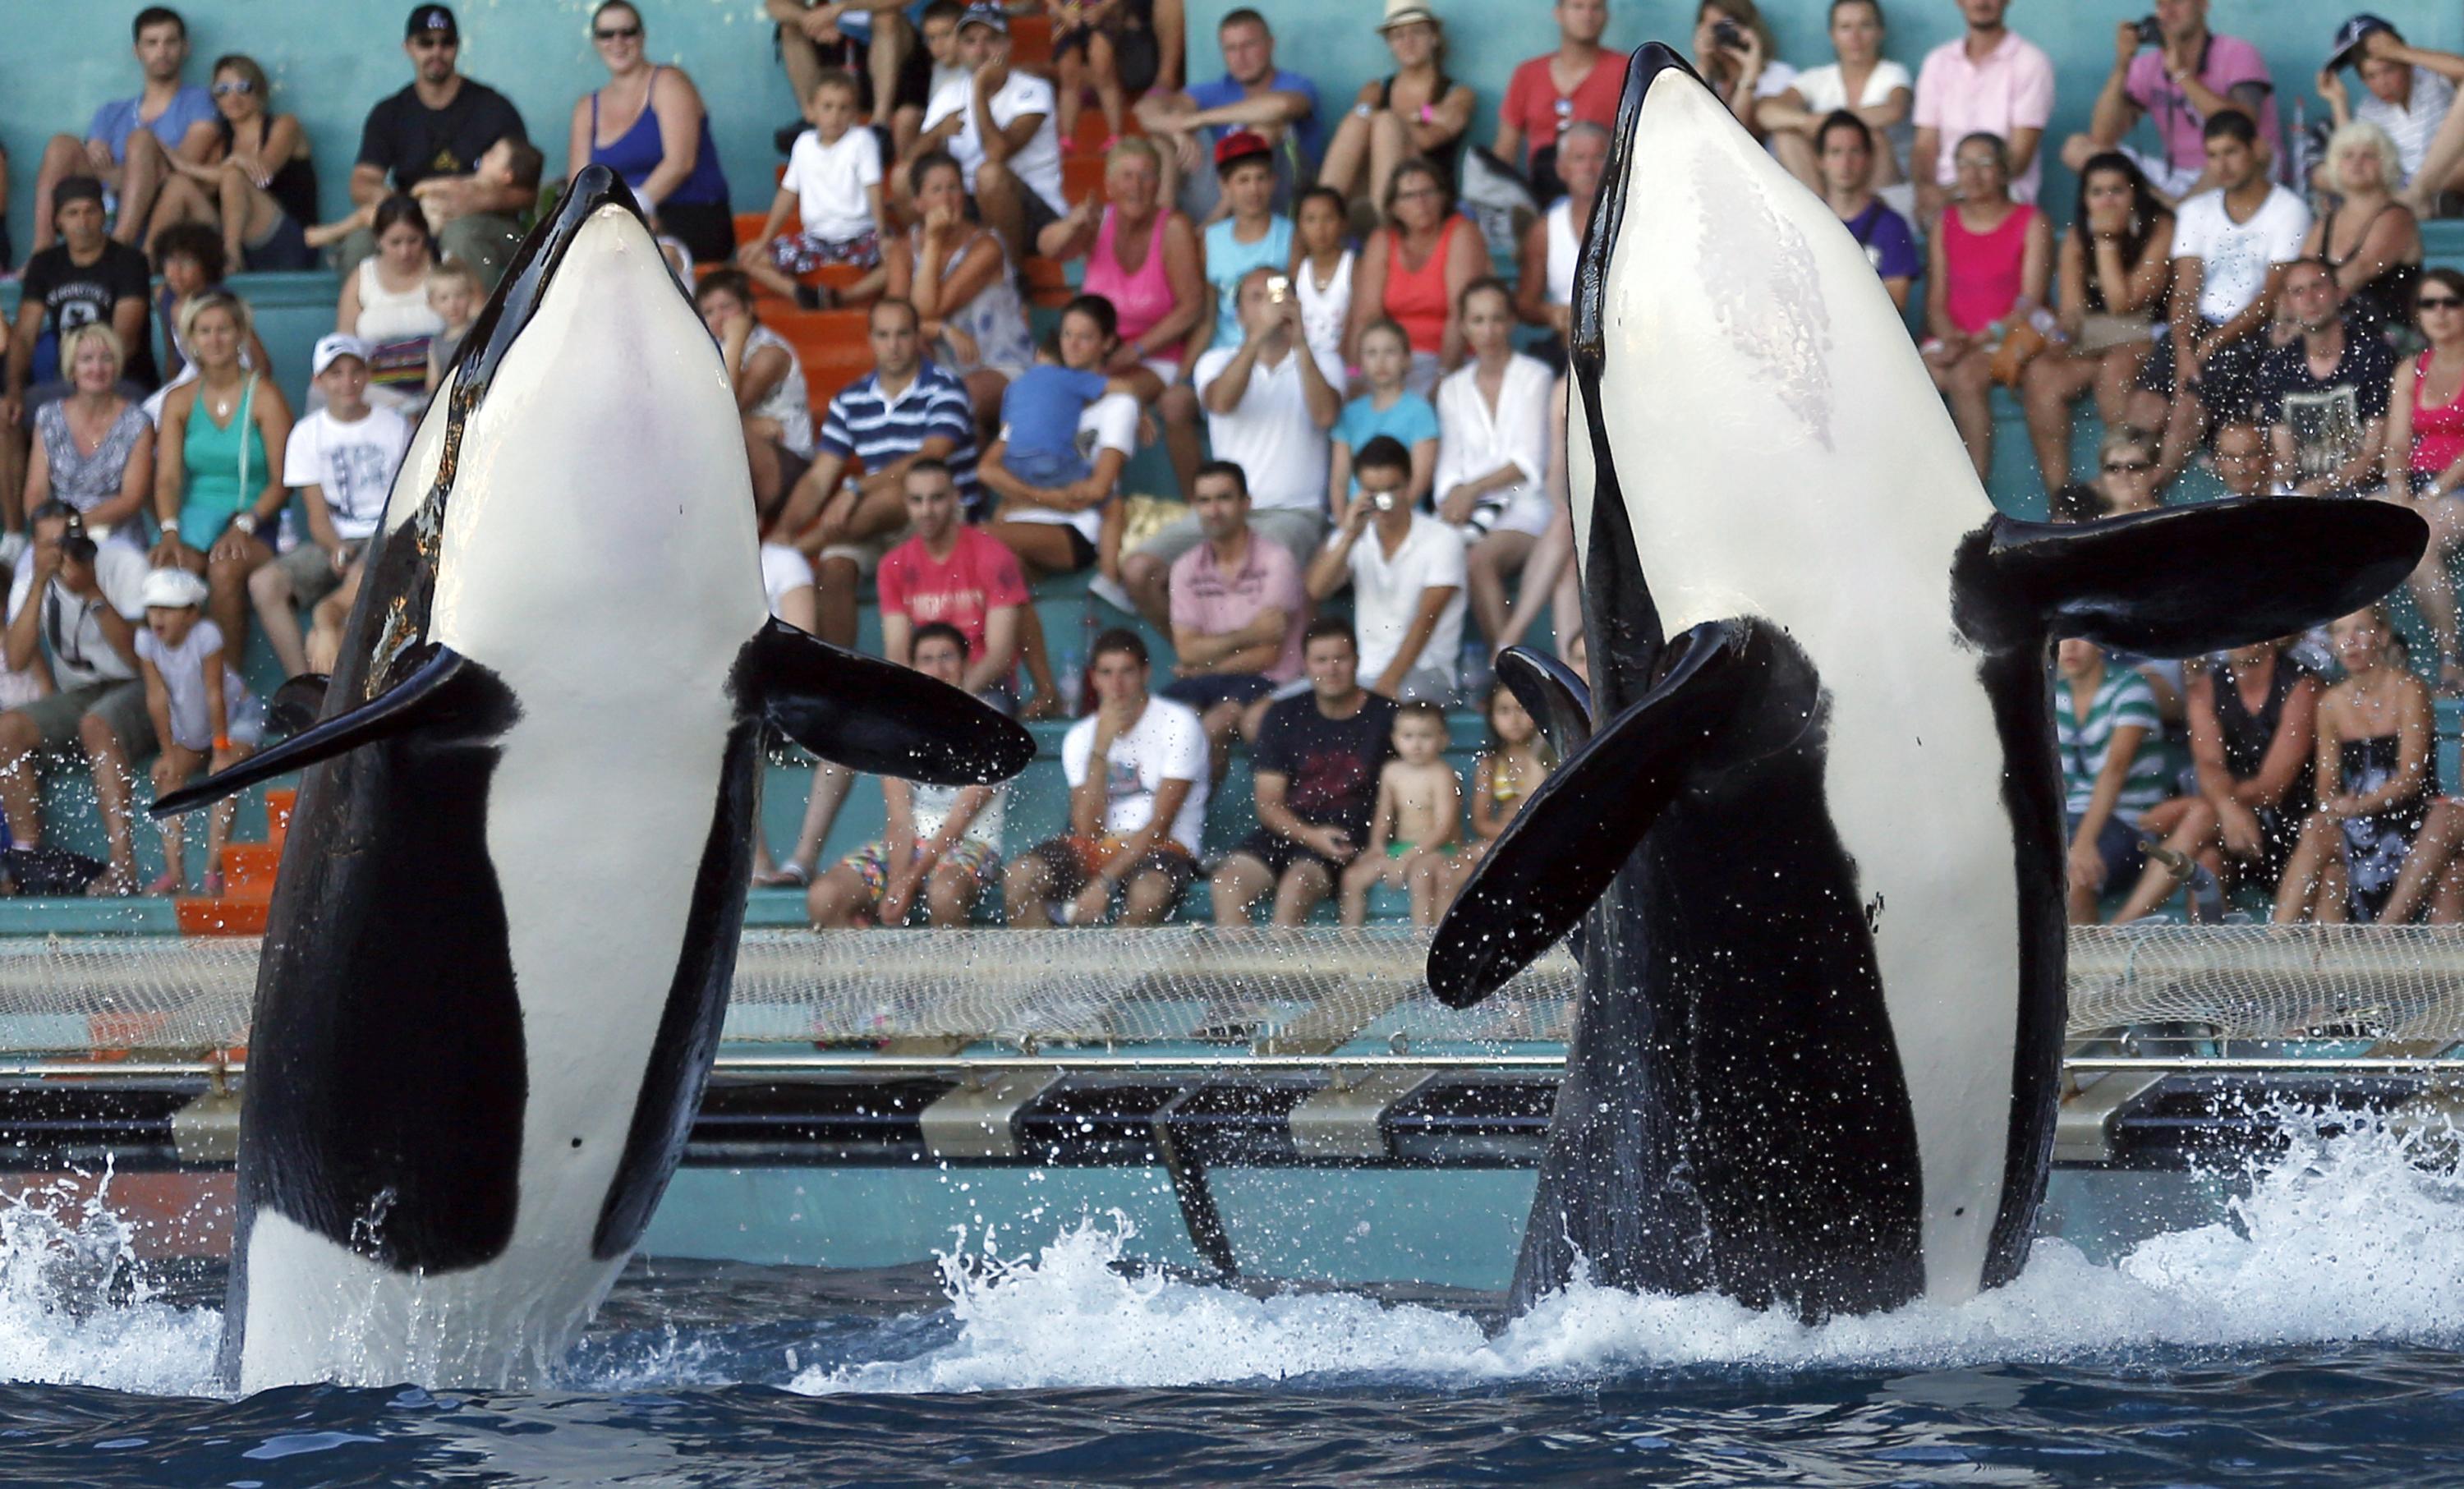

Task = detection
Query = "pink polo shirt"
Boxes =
[1168,532,1307,683]
[1913,30,2057,200]
[2124,34,2281,179]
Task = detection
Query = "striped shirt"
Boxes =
[2057,666,2167,820]
[2357,69,2457,184]
[817,360,982,517]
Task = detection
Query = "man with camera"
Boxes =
[0,503,152,864]
[2061,0,2280,205]
[1307,435,1465,706]
[1910,0,2055,225]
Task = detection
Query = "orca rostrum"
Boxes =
[156,167,1033,1391]
[1428,48,2426,1322]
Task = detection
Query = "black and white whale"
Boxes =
[155,167,1032,1390]
[1429,47,2427,1321]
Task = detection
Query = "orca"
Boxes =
[156,167,1033,1390]
[1429,48,2426,1321]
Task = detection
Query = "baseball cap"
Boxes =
[140,568,211,611]
[407,4,458,42]
[1213,130,1273,173]
[52,177,105,214]
[956,3,1008,34]
[2330,13,2397,71]
[312,333,373,378]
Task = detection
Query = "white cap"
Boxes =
[312,333,372,378]
[140,568,211,610]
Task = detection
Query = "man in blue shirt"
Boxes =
[1818,112,1920,312]
[1134,7,1322,221]
[30,7,217,258]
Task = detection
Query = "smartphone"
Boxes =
[1266,274,1291,304]
[1372,491,1396,512]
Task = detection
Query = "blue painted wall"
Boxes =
[7,2,2464,262]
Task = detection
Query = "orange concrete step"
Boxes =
[177,898,269,936]
[1010,11,1052,67]
[218,843,283,898]
[264,788,294,853]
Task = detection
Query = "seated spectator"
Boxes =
[340,7,534,289]
[139,54,316,272]
[1442,680,1551,906]
[767,0,914,145]
[1317,2,1475,219]
[2322,21,2461,214]
[1162,461,1305,778]
[1922,133,2052,480]
[1489,376,1582,661]
[915,7,1068,264]
[2379,270,2464,688]
[741,70,885,310]
[2276,605,2437,924]
[25,326,154,549]
[696,269,813,518]
[152,291,290,657]
[1339,699,1460,926]
[2302,122,2420,344]
[129,566,260,897]
[2110,637,2319,922]
[1198,133,1294,357]
[1912,0,2054,224]
[1493,0,1624,205]
[1435,279,1553,645]
[776,298,980,649]
[1211,618,1394,926]
[1308,434,1465,703]
[150,226,256,394]
[2210,419,2272,497]
[421,258,481,399]
[2092,425,2165,516]
[1006,629,1207,927]
[1037,139,1206,502]
[1291,187,1354,372]
[2132,113,2310,484]
[1515,122,1611,347]
[568,2,734,268]
[1346,159,1490,395]
[2062,1,2278,205]
[807,621,1007,928]
[1331,319,1440,512]
[0,505,152,880]
[2256,260,2393,499]
[891,2,968,163]
[1762,0,1911,214]
[254,334,411,679]
[5,180,159,436]
[335,196,444,411]
[2022,153,2172,488]
[1121,267,1340,631]
[1807,112,1918,315]
[30,7,214,258]
[2057,637,2167,925]
[1133,7,1322,220]
[888,151,1034,424]
[879,460,1027,698]
[979,301,1148,590]
[1689,0,1795,136]
[1049,0,1127,152]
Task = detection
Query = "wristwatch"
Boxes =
[159,519,181,535]
[232,512,260,536]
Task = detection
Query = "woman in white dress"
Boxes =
[1433,279,1554,650]
[1758,0,1914,216]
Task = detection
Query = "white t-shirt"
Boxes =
[1790,58,1914,172]
[1000,391,1139,545]
[2357,69,2458,183]
[2172,185,2311,324]
[1296,249,1354,370]
[1193,342,1345,514]
[922,70,1067,215]
[5,543,149,688]
[1345,511,1467,687]
[283,405,412,544]
[784,126,884,241]
[909,778,1005,853]
[1060,695,1211,852]
[133,618,253,751]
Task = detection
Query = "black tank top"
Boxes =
[2212,659,2314,818]
[221,115,320,229]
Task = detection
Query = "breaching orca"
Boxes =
[156,167,1033,1390]
[1429,48,2426,1321]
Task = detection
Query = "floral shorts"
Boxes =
[842,837,1001,912]
[772,229,881,274]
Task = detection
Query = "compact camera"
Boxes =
[1711,17,1747,49]
[2132,15,2163,46]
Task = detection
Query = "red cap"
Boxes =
[1213,131,1273,172]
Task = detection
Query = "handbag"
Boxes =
[1989,320,2048,388]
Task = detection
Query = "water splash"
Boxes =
[0,1169,218,1395]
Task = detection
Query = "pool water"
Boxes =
[6,1112,2464,1487]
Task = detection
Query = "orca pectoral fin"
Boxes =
[1495,646,1593,755]
[150,647,476,819]
[741,617,1035,785]
[1979,500,2429,656]
[1427,622,1744,1009]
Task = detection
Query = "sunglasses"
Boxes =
[2421,296,2464,310]
[211,80,255,96]
[595,23,641,39]
[2103,459,2155,474]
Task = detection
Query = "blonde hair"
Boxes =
[428,255,482,294]
[2098,423,2157,465]
[177,288,254,349]
[2326,119,2402,194]
[1106,136,1163,177]
[57,323,126,382]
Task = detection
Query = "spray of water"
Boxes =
[0,1167,219,1395]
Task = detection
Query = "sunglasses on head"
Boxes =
[595,22,641,39]
[211,80,254,96]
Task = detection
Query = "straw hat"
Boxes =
[1377,0,1439,33]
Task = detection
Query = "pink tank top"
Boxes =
[1940,202,2035,336]
[1384,218,1460,355]
[2413,350,2464,476]
[1083,206,1181,363]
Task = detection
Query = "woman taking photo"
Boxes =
[1315,2,1476,221]
[26,325,154,549]
[1923,131,2051,481]
[152,291,291,659]
[568,1,734,267]
[2381,269,2464,691]
[333,196,443,410]
[142,53,317,272]
[1690,0,1795,134]
[2020,152,2172,489]
[889,151,1033,433]
[2303,121,2420,347]
[1347,157,1490,395]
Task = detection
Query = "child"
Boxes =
[1445,682,1551,898]
[1290,186,1354,375]
[423,258,484,397]
[1329,319,1440,509]
[1341,701,1461,926]
[739,70,885,310]
[998,333,1113,488]
[416,137,541,237]
[892,1,971,163]
[1051,0,1128,154]
[265,333,413,679]
[1200,132,1294,352]
[131,568,264,897]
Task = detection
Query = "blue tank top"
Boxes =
[590,67,729,208]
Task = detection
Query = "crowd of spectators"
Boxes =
[5,0,2464,926]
